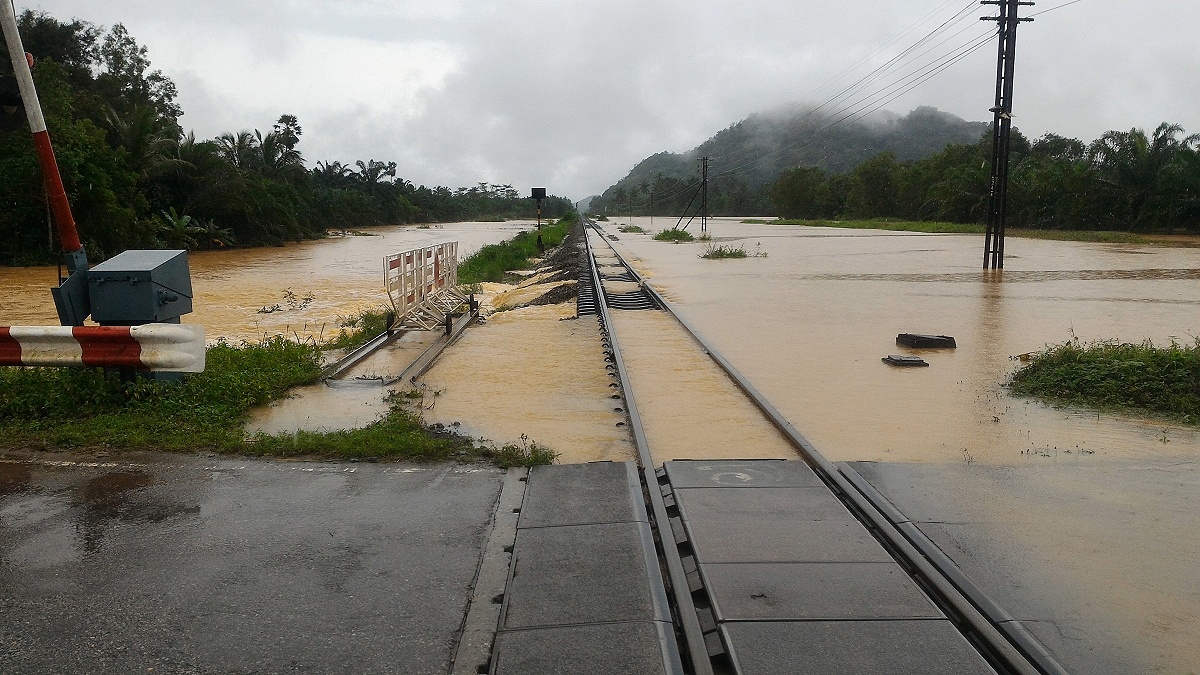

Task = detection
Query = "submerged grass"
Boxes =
[325,305,394,352]
[488,434,560,468]
[699,244,748,259]
[0,337,482,460]
[1009,337,1200,424]
[743,218,1194,245]
[653,228,695,242]
[618,225,646,233]
[457,213,575,284]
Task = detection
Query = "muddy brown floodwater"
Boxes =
[6,215,1199,672]
[0,222,535,343]
[600,216,1200,674]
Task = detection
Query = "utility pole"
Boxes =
[700,156,710,236]
[981,0,1033,270]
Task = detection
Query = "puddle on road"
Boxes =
[0,461,32,496]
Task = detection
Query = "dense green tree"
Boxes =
[771,167,833,219]
[845,153,901,219]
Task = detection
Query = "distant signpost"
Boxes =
[532,187,547,253]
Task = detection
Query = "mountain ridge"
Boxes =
[590,105,987,209]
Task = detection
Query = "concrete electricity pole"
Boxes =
[982,0,1033,270]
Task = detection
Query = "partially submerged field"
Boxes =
[745,218,1200,246]
[0,337,480,460]
[0,217,581,464]
[1009,338,1200,425]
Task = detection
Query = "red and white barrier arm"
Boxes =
[1,3,83,255]
[0,325,205,373]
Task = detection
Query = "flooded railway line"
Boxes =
[486,221,1068,674]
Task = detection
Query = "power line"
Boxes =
[808,0,964,99]
[598,1,1005,215]
[1028,0,1085,17]
[704,6,989,175]
[708,27,996,181]
[705,0,983,165]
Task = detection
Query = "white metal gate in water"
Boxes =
[384,242,466,330]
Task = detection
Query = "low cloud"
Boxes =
[30,0,1200,199]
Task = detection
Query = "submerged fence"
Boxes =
[384,242,465,330]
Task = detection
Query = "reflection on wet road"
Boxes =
[0,454,502,673]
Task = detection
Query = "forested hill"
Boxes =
[591,106,984,209]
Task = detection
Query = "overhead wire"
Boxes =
[606,0,1006,212]
[709,25,997,181]
[1028,0,1087,18]
[807,0,964,100]
[704,0,986,169]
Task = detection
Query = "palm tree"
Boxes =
[1088,122,1200,230]
[215,130,260,170]
[355,159,397,186]
[256,129,304,178]
[102,103,186,184]
[313,160,355,189]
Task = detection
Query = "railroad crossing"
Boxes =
[466,221,1068,675]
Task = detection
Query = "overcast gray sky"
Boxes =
[27,0,1200,200]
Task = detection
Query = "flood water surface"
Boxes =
[603,218,1200,465]
[0,222,534,343]
[600,217,1200,674]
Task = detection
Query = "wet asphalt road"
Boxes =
[0,454,503,674]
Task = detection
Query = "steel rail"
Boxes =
[584,227,714,675]
[323,309,477,383]
[322,330,403,380]
[586,219,1054,675]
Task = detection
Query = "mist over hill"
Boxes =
[589,105,985,215]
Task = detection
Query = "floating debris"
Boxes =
[896,333,956,349]
[883,354,929,367]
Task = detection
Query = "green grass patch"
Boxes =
[700,244,748,259]
[325,305,394,352]
[0,337,481,460]
[747,218,983,234]
[743,218,1193,245]
[457,212,576,284]
[1009,338,1200,424]
[618,225,646,233]
[653,228,695,242]
[487,434,559,468]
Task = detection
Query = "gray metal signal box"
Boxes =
[87,249,194,325]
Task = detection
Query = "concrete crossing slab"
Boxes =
[665,460,996,674]
[492,622,682,675]
[722,620,997,675]
[492,461,681,675]
[664,459,823,489]
[501,521,669,628]
[519,461,646,529]
[703,562,943,621]
[674,488,892,564]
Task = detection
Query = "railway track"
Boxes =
[577,219,1066,675]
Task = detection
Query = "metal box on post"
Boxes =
[87,250,193,325]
